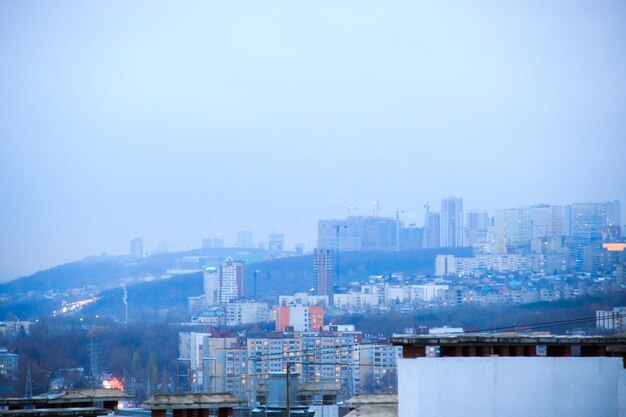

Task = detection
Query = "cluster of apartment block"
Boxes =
[318,199,624,275]
[436,245,625,277]
[333,283,448,309]
[188,257,277,327]
[177,327,401,402]
[330,269,622,314]
[597,307,626,331]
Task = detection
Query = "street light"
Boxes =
[247,353,261,407]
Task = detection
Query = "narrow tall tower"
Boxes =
[314,249,335,304]
[441,197,464,247]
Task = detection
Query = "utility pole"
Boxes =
[24,363,32,398]
[146,373,151,400]
[253,270,259,300]
[286,362,293,417]
[247,354,258,407]
[89,339,100,379]
[395,208,404,251]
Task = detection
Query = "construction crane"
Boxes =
[372,199,380,217]
[333,224,347,288]
[395,208,405,251]
[329,206,358,218]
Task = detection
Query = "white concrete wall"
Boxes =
[398,357,626,417]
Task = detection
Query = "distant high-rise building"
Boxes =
[314,248,335,304]
[203,267,220,305]
[318,219,362,251]
[494,205,566,254]
[203,235,225,249]
[530,204,564,239]
[494,208,532,253]
[317,216,399,251]
[213,235,224,248]
[268,232,284,254]
[130,237,143,259]
[465,210,489,247]
[218,257,244,303]
[605,200,622,227]
[423,212,441,249]
[236,230,254,249]
[367,217,398,251]
[441,197,464,247]
[400,225,424,250]
[567,202,606,273]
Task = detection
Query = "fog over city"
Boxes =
[1,1,625,281]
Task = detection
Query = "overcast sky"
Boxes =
[1,1,625,281]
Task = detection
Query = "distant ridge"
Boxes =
[0,247,268,295]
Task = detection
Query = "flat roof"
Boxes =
[344,404,398,417]
[0,389,132,407]
[0,408,108,417]
[391,334,626,346]
[44,389,133,403]
[344,394,397,407]
[143,393,243,410]
[298,382,343,394]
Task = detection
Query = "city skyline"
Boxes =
[0,196,624,282]
[2,1,625,281]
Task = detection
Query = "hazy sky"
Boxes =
[1,1,625,281]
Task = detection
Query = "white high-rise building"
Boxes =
[203,268,220,305]
[219,257,244,303]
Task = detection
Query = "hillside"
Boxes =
[0,248,268,295]
[247,248,472,299]
[83,272,204,321]
[92,247,471,321]
[0,248,472,320]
